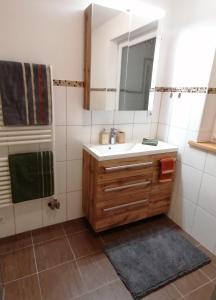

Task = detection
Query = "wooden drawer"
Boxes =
[96,155,153,183]
[148,197,170,217]
[151,181,173,201]
[95,198,149,231]
[96,175,151,204]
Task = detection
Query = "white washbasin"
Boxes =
[92,143,136,155]
[83,141,178,161]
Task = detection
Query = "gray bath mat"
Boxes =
[104,227,210,299]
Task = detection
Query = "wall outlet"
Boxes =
[0,216,6,224]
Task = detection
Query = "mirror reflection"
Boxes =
[90,4,158,111]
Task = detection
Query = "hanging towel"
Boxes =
[159,157,175,183]
[0,60,52,126]
[8,151,54,203]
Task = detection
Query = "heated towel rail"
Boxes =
[0,66,56,208]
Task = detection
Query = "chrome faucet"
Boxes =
[110,128,117,144]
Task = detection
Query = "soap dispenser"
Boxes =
[99,128,109,145]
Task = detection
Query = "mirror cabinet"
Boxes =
[84,3,160,111]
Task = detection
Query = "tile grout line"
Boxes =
[31,231,43,300]
[171,282,185,299]
[62,225,89,294]
[199,268,212,281]
[183,278,212,298]
[72,278,120,300]
[3,272,38,285]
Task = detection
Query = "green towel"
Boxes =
[8,151,54,203]
[142,138,158,146]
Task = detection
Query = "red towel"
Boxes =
[159,157,175,183]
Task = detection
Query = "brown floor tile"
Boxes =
[63,217,90,235]
[77,253,118,290]
[0,246,36,283]
[174,270,209,296]
[178,230,200,247]
[185,281,216,300]
[100,227,131,245]
[198,245,216,280]
[142,284,182,300]
[34,237,74,271]
[76,280,133,300]
[39,261,87,300]
[0,232,32,254]
[32,224,64,244]
[201,261,216,280]
[68,231,102,259]
[4,274,41,300]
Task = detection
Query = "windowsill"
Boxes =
[188,140,216,153]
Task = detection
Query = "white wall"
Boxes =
[156,0,216,254]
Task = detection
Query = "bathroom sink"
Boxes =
[92,143,136,155]
[83,141,178,161]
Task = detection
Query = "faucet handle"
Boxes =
[111,128,117,134]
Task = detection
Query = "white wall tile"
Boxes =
[192,207,216,252]
[182,131,207,170]
[170,93,192,129]
[42,194,67,226]
[157,123,169,141]
[91,125,112,144]
[67,87,91,125]
[149,123,158,139]
[188,94,206,131]
[198,173,216,216]
[55,126,66,161]
[67,125,91,160]
[176,163,202,204]
[171,195,196,233]
[56,161,67,194]
[132,124,150,142]
[92,111,114,125]
[14,199,43,233]
[67,191,83,220]
[134,111,151,124]
[167,127,187,160]
[205,153,216,177]
[159,93,173,125]
[113,111,134,124]
[53,86,67,125]
[67,160,82,192]
[151,93,161,123]
[0,206,15,238]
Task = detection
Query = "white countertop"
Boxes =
[83,141,178,161]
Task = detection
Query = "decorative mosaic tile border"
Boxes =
[53,80,216,94]
[150,87,208,93]
[90,88,117,92]
[53,79,84,87]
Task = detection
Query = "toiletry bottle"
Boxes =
[99,129,109,145]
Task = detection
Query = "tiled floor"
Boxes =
[0,215,216,300]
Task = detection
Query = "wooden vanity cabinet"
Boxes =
[82,150,177,232]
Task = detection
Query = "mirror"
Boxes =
[88,4,160,111]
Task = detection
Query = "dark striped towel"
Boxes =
[8,151,54,203]
[0,60,52,126]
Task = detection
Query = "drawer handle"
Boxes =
[104,162,153,172]
[103,198,149,212]
[104,181,151,192]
